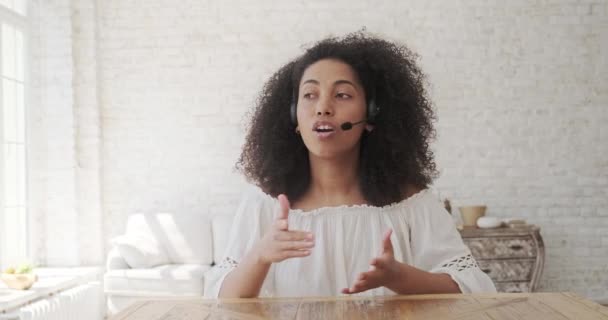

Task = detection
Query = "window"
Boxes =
[0,0,27,267]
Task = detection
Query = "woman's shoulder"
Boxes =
[391,186,435,211]
[399,185,455,225]
[383,185,448,217]
[242,183,270,198]
[401,184,424,201]
[238,183,279,217]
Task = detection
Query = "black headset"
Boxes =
[290,88,380,126]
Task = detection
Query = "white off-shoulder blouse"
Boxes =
[204,186,496,297]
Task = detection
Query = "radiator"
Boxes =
[0,282,102,320]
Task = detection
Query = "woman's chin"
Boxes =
[306,145,359,160]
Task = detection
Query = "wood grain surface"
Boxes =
[110,293,608,320]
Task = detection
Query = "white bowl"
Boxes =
[1,273,37,290]
[476,217,502,229]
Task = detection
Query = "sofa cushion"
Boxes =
[125,213,213,265]
[106,247,130,270]
[211,215,235,264]
[111,234,170,268]
[104,264,210,296]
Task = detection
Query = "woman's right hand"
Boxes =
[254,194,314,265]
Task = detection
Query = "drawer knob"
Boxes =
[510,244,524,250]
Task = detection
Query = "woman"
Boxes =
[204,32,496,298]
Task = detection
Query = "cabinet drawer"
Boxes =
[464,237,537,259]
[495,281,530,293]
[477,259,535,282]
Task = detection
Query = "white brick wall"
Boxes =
[28,0,608,301]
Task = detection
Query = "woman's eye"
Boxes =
[303,93,315,99]
[336,93,351,99]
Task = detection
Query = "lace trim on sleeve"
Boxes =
[440,254,479,272]
[217,257,238,269]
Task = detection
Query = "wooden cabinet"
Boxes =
[459,225,545,293]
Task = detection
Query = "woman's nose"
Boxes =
[315,97,334,116]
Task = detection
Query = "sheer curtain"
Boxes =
[0,0,28,268]
[26,0,104,266]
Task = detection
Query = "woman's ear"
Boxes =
[365,124,374,132]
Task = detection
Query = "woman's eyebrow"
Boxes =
[300,79,358,90]
[333,79,356,87]
[301,79,319,86]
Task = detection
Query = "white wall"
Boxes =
[28,0,608,301]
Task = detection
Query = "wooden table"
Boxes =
[110,293,608,320]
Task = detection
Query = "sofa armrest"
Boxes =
[106,247,130,270]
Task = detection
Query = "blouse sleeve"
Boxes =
[409,194,497,293]
[203,186,277,298]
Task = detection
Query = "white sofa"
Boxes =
[104,212,233,315]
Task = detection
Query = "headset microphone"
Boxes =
[340,120,366,131]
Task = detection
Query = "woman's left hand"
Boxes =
[342,228,405,294]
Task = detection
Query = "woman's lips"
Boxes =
[314,130,336,140]
[311,121,337,140]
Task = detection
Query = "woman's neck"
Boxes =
[296,151,367,210]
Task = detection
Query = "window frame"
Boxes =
[0,1,29,268]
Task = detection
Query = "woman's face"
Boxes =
[296,59,372,159]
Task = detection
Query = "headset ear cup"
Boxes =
[290,100,297,125]
[367,99,379,124]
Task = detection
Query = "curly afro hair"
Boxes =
[236,32,438,207]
